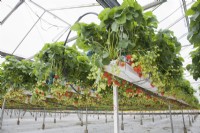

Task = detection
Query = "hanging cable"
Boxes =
[29,0,71,26]
[159,1,194,24]
[182,44,193,47]
[52,27,71,42]
[48,3,100,11]
[25,2,66,29]
[25,2,45,44]
[166,15,185,29]
[63,12,98,46]
[11,11,46,55]
[178,32,188,40]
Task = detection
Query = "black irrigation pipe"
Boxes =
[61,12,98,95]
[63,12,98,46]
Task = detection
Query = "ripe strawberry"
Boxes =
[119,62,125,67]
[107,79,112,86]
[103,72,109,78]
[126,55,132,60]
[54,75,59,79]
[114,80,120,87]
[122,80,127,85]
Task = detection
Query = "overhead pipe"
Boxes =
[143,0,167,10]
[0,0,25,25]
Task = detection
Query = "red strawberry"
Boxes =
[107,79,112,86]
[103,72,109,78]
[65,92,70,97]
[137,65,142,73]
[138,73,142,77]
[119,62,125,67]
[133,67,138,72]
[136,88,142,94]
[126,55,132,60]
[54,75,59,79]
[146,95,151,99]
[69,92,73,97]
[114,80,120,87]
[122,80,127,85]
[126,88,133,93]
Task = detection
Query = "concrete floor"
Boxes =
[1,110,199,133]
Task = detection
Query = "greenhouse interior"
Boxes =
[0,0,200,133]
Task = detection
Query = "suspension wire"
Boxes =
[152,4,162,12]
[48,3,100,11]
[25,2,71,43]
[52,27,70,42]
[25,2,45,44]
[159,1,194,24]
[166,15,185,29]
[25,2,66,29]
[29,0,71,26]
[178,32,188,40]
[182,44,193,47]
[11,11,46,55]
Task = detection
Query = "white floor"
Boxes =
[1,110,199,133]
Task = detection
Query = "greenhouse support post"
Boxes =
[0,98,6,129]
[42,109,46,130]
[168,104,174,133]
[84,107,88,133]
[181,107,187,133]
[113,85,119,133]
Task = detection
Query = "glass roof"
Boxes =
[0,0,199,97]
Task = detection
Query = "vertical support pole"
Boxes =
[105,110,107,123]
[21,109,26,119]
[121,109,124,130]
[80,109,83,126]
[98,110,99,120]
[84,107,88,133]
[42,109,46,130]
[0,98,6,129]
[54,109,56,123]
[149,110,150,117]
[188,110,191,126]
[168,104,174,133]
[181,107,187,133]
[140,109,143,125]
[10,109,13,118]
[113,85,119,133]
[35,111,37,121]
[17,108,20,125]
[60,110,61,120]
[152,111,154,123]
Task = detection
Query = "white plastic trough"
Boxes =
[104,60,157,93]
